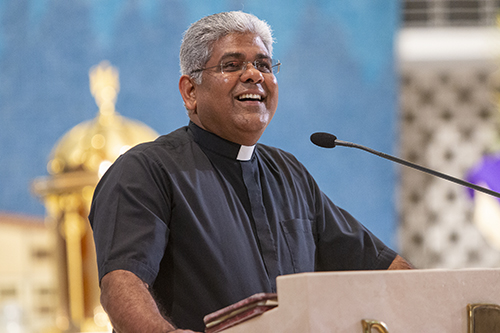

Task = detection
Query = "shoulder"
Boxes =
[99,126,197,181]
[255,143,317,186]
[256,143,307,170]
[129,126,191,155]
[119,126,196,164]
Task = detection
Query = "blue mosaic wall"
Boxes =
[0,0,400,247]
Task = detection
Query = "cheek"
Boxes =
[269,81,279,106]
[268,77,278,95]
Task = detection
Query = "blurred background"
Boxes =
[1,0,500,331]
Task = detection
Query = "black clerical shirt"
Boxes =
[89,121,396,331]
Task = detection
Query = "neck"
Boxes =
[189,116,263,146]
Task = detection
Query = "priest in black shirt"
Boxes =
[89,11,412,333]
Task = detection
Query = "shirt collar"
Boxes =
[189,121,256,161]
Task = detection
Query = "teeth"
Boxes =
[238,94,262,101]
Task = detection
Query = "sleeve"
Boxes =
[88,149,171,286]
[313,186,397,272]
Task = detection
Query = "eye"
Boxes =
[254,60,272,73]
[221,60,242,73]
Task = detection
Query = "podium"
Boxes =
[219,269,500,333]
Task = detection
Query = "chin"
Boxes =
[240,118,270,132]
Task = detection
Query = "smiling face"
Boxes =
[179,32,279,146]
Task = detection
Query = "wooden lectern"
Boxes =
[216,269,500,333]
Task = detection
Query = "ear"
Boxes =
[179,75,197,112]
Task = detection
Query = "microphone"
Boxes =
[310,132,500,199]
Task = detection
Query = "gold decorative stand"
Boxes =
[32,61,158,332]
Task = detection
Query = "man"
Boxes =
[89,11,412,333]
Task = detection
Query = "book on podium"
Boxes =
[204,293,278,333]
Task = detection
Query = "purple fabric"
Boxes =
[466,154,500,201]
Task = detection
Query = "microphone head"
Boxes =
[310,132,337,148]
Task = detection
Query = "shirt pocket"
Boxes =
[280,219,316,273]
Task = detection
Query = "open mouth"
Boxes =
[237,93,263,102]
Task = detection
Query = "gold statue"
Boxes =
[33,61,158,332]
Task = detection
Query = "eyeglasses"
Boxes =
[191,58,281,76]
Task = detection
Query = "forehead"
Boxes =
[208,33,270,63]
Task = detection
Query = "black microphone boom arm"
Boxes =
[311,132,500,199]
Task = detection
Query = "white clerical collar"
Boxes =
[236,145,255,161]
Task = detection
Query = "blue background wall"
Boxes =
[0,0,400,247]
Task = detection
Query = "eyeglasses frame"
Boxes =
[190,58,281,76]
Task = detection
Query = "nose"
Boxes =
[240,62,264,83]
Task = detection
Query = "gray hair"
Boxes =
[180,11,274,84]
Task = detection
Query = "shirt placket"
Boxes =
[240,158,279,291]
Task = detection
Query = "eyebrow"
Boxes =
[219,52,271,61]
